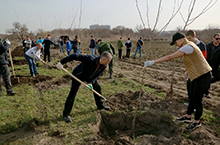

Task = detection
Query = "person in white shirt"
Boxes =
[25,43,45,77]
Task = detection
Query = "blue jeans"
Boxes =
[60,45,64,53]
[78,48,82,53]
[90,48,95,55]
[25,54,38,76]
[134,46,142,58]
[67,51,71,56]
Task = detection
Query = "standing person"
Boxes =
[117,37,123,59]
[22,38,26,53]
[72,35,81,54]
[66,38,72,56]
[89,36,96,55]
[184,30,208,106]
[59,38,64,53]
[0,39,18,95]
[133,37,144,59]
[144,32,212,130]
[25,36,32,52]
[36,37,44,55]
[125,38,132,58]
[25,43,45,77]
[56,52,112,123]
[98,39,115,79]
[205,33,220,98]
[42,34,56,62]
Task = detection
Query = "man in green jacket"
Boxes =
[98,39,115,79]
[117,37,123,59]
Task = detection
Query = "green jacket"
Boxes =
[117,40,123,50]
[98,41,115,55]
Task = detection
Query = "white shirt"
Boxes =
[179,44,194,54]
[25,46,42,61]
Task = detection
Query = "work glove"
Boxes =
[144,61,154,68]
[5,39,11,45]
[88,84,93,90]
[56,62,63,70]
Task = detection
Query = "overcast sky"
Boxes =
[0,0,219,34]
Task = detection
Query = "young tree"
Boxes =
[6,22,29,40]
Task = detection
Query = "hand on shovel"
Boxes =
[88,84,93,90]
[41,60,46,64]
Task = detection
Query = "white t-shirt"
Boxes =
[179,45,194,54]
[25,46,41,61]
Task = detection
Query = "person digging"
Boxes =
[56,51,112,123]
[144,32,212,130]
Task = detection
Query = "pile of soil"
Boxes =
[12,59,28,65]
[34,75,72,91]
[11,75,54,86]
[86,91,220,145]
[11,46,24,57]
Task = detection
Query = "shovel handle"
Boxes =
[9,48,16,78]
[61,67,107,101]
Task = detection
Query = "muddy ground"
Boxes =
[1,42,220,144]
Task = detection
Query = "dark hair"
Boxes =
[47,34,51,37]
[140,37,142,39]
[100,51,111,59]
[186,30,196,37]
[75,35,78,39]
[213,33,220,38]
[39,37,41,39]
[91,35,93,38]
[98,39,102,42]
[120,37,122,39]
[128,38,130,40]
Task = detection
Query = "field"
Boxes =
[0,41,220,145]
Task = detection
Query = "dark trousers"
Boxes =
[126,49,131,58]
[187,72,212,120]
[0,65,12,93]
[205,70,220,95]
[63,78,104,117]
[118,49,122,59]
[44,48,51,62]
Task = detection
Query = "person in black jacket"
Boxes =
[42,34,56,62]
[205,33,220,98]
[0,40,17,96]
[56,51,112,123]
[72,35,81,54]
[89,35,96,55]
[125,38,132,58]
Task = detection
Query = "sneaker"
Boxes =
[184,102,189,106]
[204,94,211,98]
[133,57,136,59]
[176,115,191,123]
[186,121,201,130]
[32,74,35,78]
[7,91,18,96]
[63,116,72,123]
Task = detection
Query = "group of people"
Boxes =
[1,31,220,131]
[144,30,220,130]
[60,35,82,56]
[116,37,144,59]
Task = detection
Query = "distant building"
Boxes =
[90,24,111,30]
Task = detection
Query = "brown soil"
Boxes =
[11,46,25,57]
[12,59,28,65]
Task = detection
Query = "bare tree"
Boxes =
[179,0,218,31]
[6,22,29,40]
[135,0,184,41]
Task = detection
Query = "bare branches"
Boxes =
[78,0,83,28]
[180,0,218,31]
[146,0,151,29]
[151,0,162,34]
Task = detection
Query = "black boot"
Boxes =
[110,73,113,79]
[63,116,72,123]
[98,105,111,111]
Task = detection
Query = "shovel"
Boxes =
[9,48,20,84]
[61,67,107,101]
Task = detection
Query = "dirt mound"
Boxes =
[10,75,54,86]
[13,59,28,65]
[12,46,24,57]
[34,75,72,91]
[86,91,220,145]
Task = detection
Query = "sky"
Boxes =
[0,0,219,34]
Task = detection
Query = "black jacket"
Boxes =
[0,41,10,65]
[60,54,107,83]
[71,39,81,50]
[206,42,220,71]
[42,37,56,49]
[89,39,96,48]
